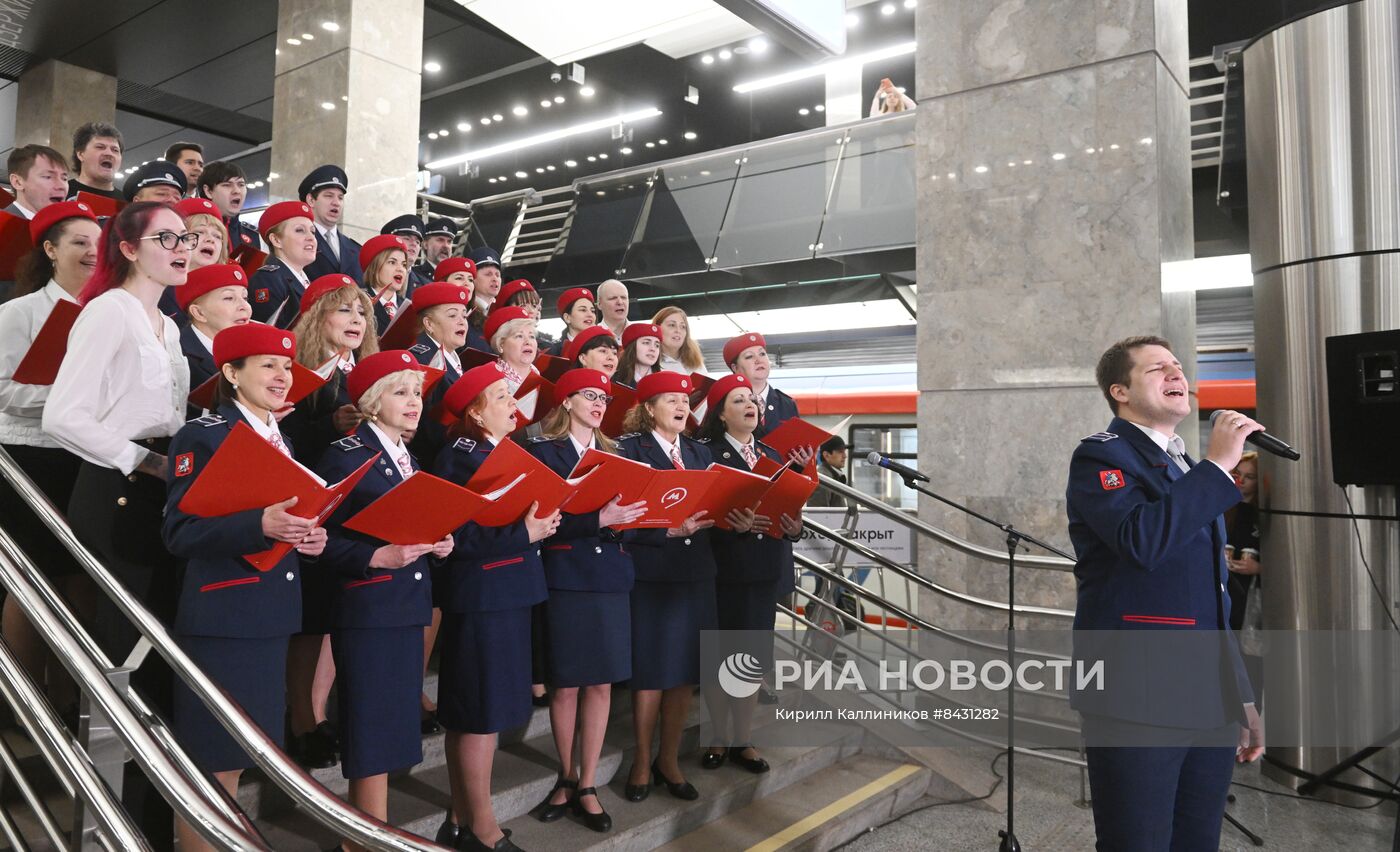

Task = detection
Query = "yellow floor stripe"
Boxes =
[744,763,923,852]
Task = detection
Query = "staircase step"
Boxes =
[654,754,930,852]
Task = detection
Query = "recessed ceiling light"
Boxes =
[424,61,442,73]
[536,167,545,173]
[565,159,578,167]
[512,105,528,116]
[438,128,449,136]
[798,107,809,115]
[749,38,768,54]
[286,37,301,45]
[658,138,668,145]
[815,104,825,112]
[488,177,497,183]
[546,164,556,171]
[515,170,528,178]
[481,117,491,125]
[684,131,697,140]
[1052,152,1066,160]
[599,152,608,159]
[881,3,896,15]
[719,49,732,61]
[553,95,565,104]
[321,20,339,31]
[428,132,439,139]
[904,0,916,6]
[701,54,715,65]
[645,141,655,148]
[498,175,507,181]
[541,99,552,108]
[320,101,335,110]
[457,122,471,132]
[580,86,595,97]
[493,113,504,121]
[734,41,916,93]
[268,172,279,179]
[301,33,314,40]
[974,165,988,173]
[620,146,633,154]
[587,155,597,162]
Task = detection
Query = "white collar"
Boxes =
[316,222,337,240]
[11,200,35,219]
[568,431,594,459]
[234,400,282,442]
[192,325,216,355]
[43,279,79,304]
[1128,421,1186,456]
[651,429,681,459]
[367,421,410,465]
[724,431,757,456]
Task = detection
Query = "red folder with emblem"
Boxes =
[757,416,848,460]
[176,421,379,570]
[459,438,574,524]
[74,192,126,219]
[187,359,330,412]
[564,448,717,528]
[341,472,489,544]
[10,299,82,385]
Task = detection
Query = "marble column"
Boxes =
[913,0,1194,628]
[13,60,117,152]
[270,0,423,242]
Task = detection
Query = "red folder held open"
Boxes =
[759,416,846,459]
[230,245,268,279]
[177,421,379,570]
[377,299,423,351]
[699,463,778,530]
[342,472,488,544]
[511,371,556,431]
[75,192,126,219]
[537,354,571,383]
[10,299,82,385]
[460,438,574,525]
[600,382,636,438]
[187,358,330,412]
[751,460,819,536]
[0,211,31,280]
[564,449,718,529]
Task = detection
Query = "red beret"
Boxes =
[496,278,536,306]
[412,282,472,311]
[722,332,766,368]
[173,197,220,220]
[635,371,692,403]
[212,322,296,368]
[483,305,533,345]
[301,274,358,315]
[435,257,476,280]
[177,263,249,312]
[556,286,594,317]
[622,322,661,348]
[443,362,509,418]
[554,368,611,400]
[348,349,426,404]
[358,234,407,271]
[706,373,752,413]
[563,325,616,363]
[258,201,313,240]
[28,200,97,245]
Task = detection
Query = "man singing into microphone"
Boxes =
[1066,336,1265,851]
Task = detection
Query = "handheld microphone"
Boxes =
[1209,410,1301,460]
[865,452,930,483]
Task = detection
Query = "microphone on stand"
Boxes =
[865,452,930,483]
[1208,410,1301,460]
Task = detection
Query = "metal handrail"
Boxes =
[0,450,452,852]
[814,475,1077,572]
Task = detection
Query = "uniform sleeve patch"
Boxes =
[1081,432,1119,443]
[1099,469,1125,490]
[174,453,194,477]
[452,437,477,453]
[254,288,270,303]
[334,436,364,452]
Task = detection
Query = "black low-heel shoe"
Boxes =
[434,810,460,845]
[421,709,444,736]
[571,786,612,832]
[535,775,577,822]
[727,746,770,774]
[700,748,726,770]
[624,764,651,802]
[651,760,699,800]
[531,688,549,707]
[457,831,521,852]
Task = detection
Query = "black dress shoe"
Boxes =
[535,775,576,822]
[291,724,338,769]
[758,685,779,705]
[571,786,612,832]
[421,710,444,736]
[700,748,726,770]
[457,831,521,852]
[651,760,699,800]
[531,691,550,708]
[434,811,460,845]
[624,764,651,802]
[727,746,770,774]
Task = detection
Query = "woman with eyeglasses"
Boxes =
[42,201,193,847]
[525,369,645,833]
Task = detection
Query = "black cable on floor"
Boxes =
[1341,486,1400,636]
[1230,778,1396,811]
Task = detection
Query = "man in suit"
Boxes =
[5,144,70,219]
[416,217,457,280]
[1067,335,1265,851]
[808,435,853,509]
[300,165,362,283]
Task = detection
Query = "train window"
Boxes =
[848,424,917,509]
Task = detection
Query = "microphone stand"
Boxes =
[889,467,1075,852]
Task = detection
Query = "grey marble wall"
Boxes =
[913,0,1193,628]
[269,0,423,242]
[14,60,117,153]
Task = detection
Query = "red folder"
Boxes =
[699,463,778,530]
[564,448,718,528]
[342,472,488,544]
[0,211,31,280]
[511,371,556,430]
[600,382,637,438]
[230,245,268,279]
[378,299,423,350]
[10,299,82,385]
[177,421,379,570]
[759,416,838,459]
[0,187,12,208]
[461,438,574,524]
[461,348,497,370]
[537,353,571,383]
[752,461,819,536]
[686,372,716,431]
[187,358,330,412]
[75,192,125,219]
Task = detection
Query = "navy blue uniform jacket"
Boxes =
[705,438,797,596]
[407,335,460,464]
[432,437,548,613]
[614,432,718,584]
[315,424,433,630]
[248,262,307,329]
[162,405,303,638]
[306,228,363,284]
[1065,417,1254,729]
[526,436,635,593]
[180,323,216,392]
[279,365,352,468]
[753,386,800,441]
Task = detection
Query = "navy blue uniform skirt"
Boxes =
[630,579,717,690]
[715,580,780,672]
[542,589,631,688]
[330,626,423,778]
[438,608,533,734]
[173,634,288,773]
[297,561,335,635]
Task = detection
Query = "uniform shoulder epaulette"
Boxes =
[333,435,364,452]
[693,436,711,444]
[615,432,640,442]
[528,435,551,443]
[257,262,280,273]
[190,413,225,427]
[1081,432,1119,443]
[452,437,477,453]
[408,342,432,355]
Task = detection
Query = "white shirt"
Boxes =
[1128,422,1233,480]
[233,400,287,448]
[44,288,189,474]
[724,431,759,467]
[568,431,594,460]
[192,325,215,356]
[651,429,684,468]
[658,353,688,374]
[0,281,80,448]
[10,200,35,220]
[367,422,413,477]
[315,223,340,258]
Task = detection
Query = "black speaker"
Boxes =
[1325,329,1400,486]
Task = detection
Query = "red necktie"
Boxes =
[268,431,291,458]
[395,454,414,479]
[670,446,684,470]
[740,443,757,469]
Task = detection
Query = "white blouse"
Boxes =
[43,288,189,474]
[0,281,80,448]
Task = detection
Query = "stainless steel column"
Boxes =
[1244,0,1400,803]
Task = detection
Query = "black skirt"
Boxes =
[0,443,82,578]
[542,589,630,688]
[172,634,288,772]
[437,608,534,734]
[715,579,781,672]
[629,578,717,690]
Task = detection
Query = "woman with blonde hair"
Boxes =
[249,201,319,329]
[174,197,230,271]
[651,306,705,374]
